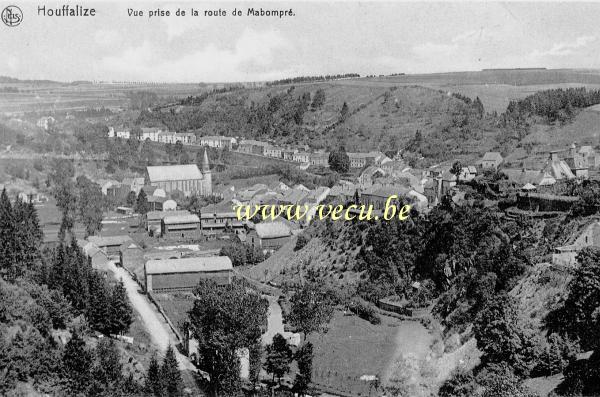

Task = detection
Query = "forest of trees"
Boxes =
[311,195,600,396]
[0,188,146,396]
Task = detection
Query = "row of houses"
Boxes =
[108,127,197,145]
[237,139,396,169]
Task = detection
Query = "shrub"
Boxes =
[348,298,381,325]
[294,234,310,251]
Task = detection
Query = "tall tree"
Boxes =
[135,189,150,217]
[288,282,335,338]
[108,279,133,335]
[0,189,16,280]
[293,341,314,396]
[161,345,183,397]
[146,352,164,396]
[264,333,292,385]
[328,146,350,174]
[188,279,268,395]
[340,101,349,120]
[62,332,93,394]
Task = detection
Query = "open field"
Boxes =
[308,311,431,396]
[0,81,206,114]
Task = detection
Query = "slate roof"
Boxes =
[146,164,203,182]
[145,256,233,275]
[255,221,292,239]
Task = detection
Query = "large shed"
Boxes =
[144,256,233,292]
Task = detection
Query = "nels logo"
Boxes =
[2,5,22,27]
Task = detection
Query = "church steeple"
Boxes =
[202,148,210,173]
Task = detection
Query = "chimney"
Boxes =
[570,142,577,158]
[550,151,559,162]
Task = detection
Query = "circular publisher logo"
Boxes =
[2,5,22,27]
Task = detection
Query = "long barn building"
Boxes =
[144,256,233,293]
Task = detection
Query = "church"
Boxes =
[145,149,212,197]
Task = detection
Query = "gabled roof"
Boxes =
[163,214,200,224]
[482,152,503,162]
[88,235,133,247]
[255,221,292,239]
[145,256,233,275]
[147,164,203,182]
[147,210,191,221]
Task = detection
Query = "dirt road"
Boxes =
[107,263,203,393]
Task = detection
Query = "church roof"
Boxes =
[147,164,203,182]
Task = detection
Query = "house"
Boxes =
[381,160,407,176]
[579,145,600,169]
[279,188,309,205]
[122,177,146,195]
[161,214,201,239]
[563,143,589,178]
[481,152,503,170]
[328,182,358,203]
[248,221,292,251]
[358,166,386,188]
[146,210,192,235]
[199,135,235,150]
[292,152,311,163]
[116,129,131,139]
[459,166,478,182]
[175,132,196,145]
[310,152,329,167]
[140,127,161,142]
[146,152,211,197]
[87,235,133,260]
[282,149,297,161]
[200,211,245,235]
[264,146,283,158]
[238,140,269,155]
[348,153,368,168]
[545,151,575,181]
[36,116,55,130]
[144,256,233,292]
[501,168,557,190]
[158,130,178,144]
[360,184,419,211]
[17,191,47,204]
[440,170,457,196]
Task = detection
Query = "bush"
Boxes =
[294,234,310,251]
[348,298,381,325]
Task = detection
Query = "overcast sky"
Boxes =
[3,1,600,82]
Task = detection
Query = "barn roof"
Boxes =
[255,221,292,239]
[87,235,133,247]
[145,256,233,275]
[147,210,191,221]
[163,214,200,224]
[146,164,203,182]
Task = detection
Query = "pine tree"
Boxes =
[135,189,150,216]
[146,352,164,396]
[161,345,183,397]
[95,338,122,386]
[87,272,111,334]
[108,279,133,335]
[340,101,349,120]
[293,341,314,396]
[62,332,93,394]
[0,188,15,280]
